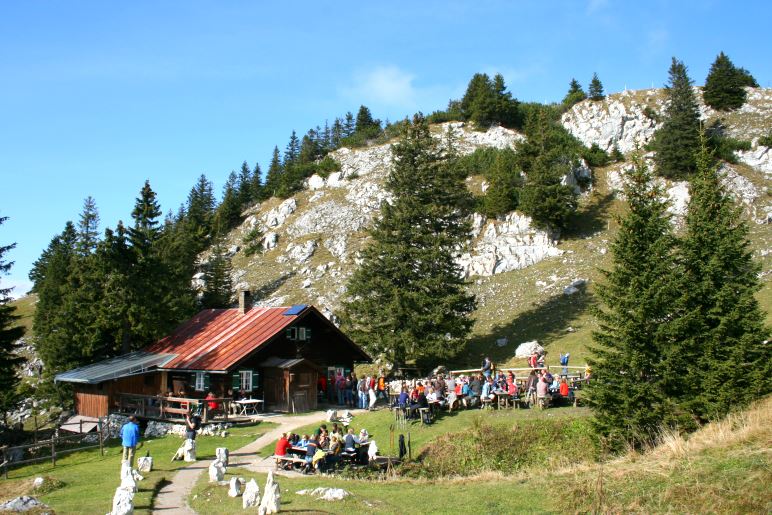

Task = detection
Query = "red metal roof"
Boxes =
[146,306,298,371]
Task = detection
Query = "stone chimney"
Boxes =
[238,290,251,315]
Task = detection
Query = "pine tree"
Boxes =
[703,52,753,111]
[284,131,300,166]
[671,141,771,421]
[563,78,587,107]
[0,216,24,422]
[587,154,680,451]
[76,196,100,256]
[250,162,263,202]
[331,118,344,148]
[201,238,234,309]
[299,132,320,164]
[237,161,253,209]
[516,109,580,231]
[342,112,355,138]
[355,105,380,135]
[214,172,241,234]
[263,146,283,199]
[479,148,521,218]
[588,73,605,100]
[342,115,476,368]
[186,174,216,240]
[460,73,498,128]
[653,58,701,180]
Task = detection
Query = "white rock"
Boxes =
[215,447,229,466]
[208,460,226,483]
[563,285,579,295]
[263,198,297,228]
[32,477,45,488]
[262,232,279,250]
[183,438,196,462]
[0,496,49,512]
[515,341,544,359]
[297,487,352,501]
[242,479,261,509]
[136,457,153,473]
[258,471,280,515]
[110,487,134,515]
[285,240,317,263]
[738,145,772,176]
[307,174,326,190]
[301,279,312,289]
[227,477,244,497]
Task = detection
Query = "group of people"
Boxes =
[331,373,388,409]
[274,423,373,473]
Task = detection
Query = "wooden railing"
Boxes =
[116,394,236,422]
[1,418,105,479]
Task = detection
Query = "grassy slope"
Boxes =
[9,293,36,336]
[0,421,275,514]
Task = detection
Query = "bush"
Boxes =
[581,143,610,168]
[242,227,262,257]
[758,132,772,148]
[705,120,752,163]
[643,106,660,122]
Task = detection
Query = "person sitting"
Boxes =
[343,428,359,452]
[549,376,560,393]
[297,434,309,448]
[318,429,330,450]
[274,432,293,469]
[356,429,370,463]
[461,378,472,407]
[323,435,342,471]
[409,390,429,421]
[507,377,518,397]
[397,388,409,408]
[205,391,220,412]
[302,435,319,474]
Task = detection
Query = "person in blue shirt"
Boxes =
[397,388,409,408]
[120,415,141,467]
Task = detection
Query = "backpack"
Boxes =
[560,354,568,366]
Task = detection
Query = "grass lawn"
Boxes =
[0,421,276,514]
[258,404,591,458]
[190,466,552,514]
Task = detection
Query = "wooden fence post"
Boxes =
[51,437,56,466]
[2,446,7,479]
[98,418,104,456]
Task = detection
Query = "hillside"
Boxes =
[216,87,771,368]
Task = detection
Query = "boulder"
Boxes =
[137,456,153,473]
[262,232,279,250]
[120,461,137,492]
[563,278,588,295]
[110,487,134,515]
[242,479,261,509]
[208,460,226,483]
[514,341,544,359]
[227,477,244,497]
[297,487,352,501]
[0,496,49,512]
[258,471,280,515]
[183,438,196,462]
[32,477,45,489]
[215,447,229,467]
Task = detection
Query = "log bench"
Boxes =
[273,454,306,470]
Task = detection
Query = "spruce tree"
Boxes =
[342,115,476,368]
[0,217,24,422]
[263,147,283,199]
[588,73,605,100]
[186,174,216,240]
[587,154,680,451]
[563,78,587,107]
[201,238,234,309]
[76,196,100,255]
[516,109,579,231]
[460,73,498,128]
[284,131,300,166]
[653,58,701,180]
[250,163,263,202]
[703,52,752,111]
[355,105,380,135]
[214,172,242,233]
[672,141,771,421]
[342,112,355,138]
[237,161,253,209]
[479,148,521,218]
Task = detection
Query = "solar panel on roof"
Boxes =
[283,304,307,316]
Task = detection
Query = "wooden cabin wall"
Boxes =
[73,385,109,418]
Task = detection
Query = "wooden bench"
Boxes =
[481,398,493,411]
[417,407,432,425]
[273,454,306,470]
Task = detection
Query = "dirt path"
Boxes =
[152,411,329,513]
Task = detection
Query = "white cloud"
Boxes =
[345,65,418,108]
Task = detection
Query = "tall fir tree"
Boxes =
[186,174,216,241]
[588,72,605,100]
[516,109,579,231]
[354,105,380,135]
[263,146,283,199]
[0,217,24,423]
[669,141,771,421]
[76,196,100,256]
[478,148,521,218]
[284,130,300,166]
[200,238,234,309]
[587,154,680,451]
[563,78,587,107]
[460,73,498,128]
[703,52,754,111]
[214,171,242,234]
[250,162,263,201]
[342,112,355,138]
[653,58,701,180]
[237,161,253,209]
[342,115,476,368]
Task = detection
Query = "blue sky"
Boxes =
[1,0,769,296]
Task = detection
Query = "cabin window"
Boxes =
[286,326,312,342]
[194,371,207,392]
[239,370,253,392]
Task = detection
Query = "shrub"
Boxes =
[581,143,610,168]
[758,132,772,148]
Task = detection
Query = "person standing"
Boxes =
[481,356,492,378]
[184,412,201,441]
[120,415,141,467]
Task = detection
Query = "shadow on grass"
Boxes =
[141,477,171,512]
[253,272,296,300]
[455,287,596,367]
[563,191,616,240]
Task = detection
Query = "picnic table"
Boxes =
[234,398,263,415]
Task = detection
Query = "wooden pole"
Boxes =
[2,446,7,479]
[98,418,104,456]
[51,437,56,466]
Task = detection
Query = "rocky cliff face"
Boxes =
[223,89,771,318]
